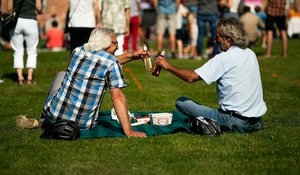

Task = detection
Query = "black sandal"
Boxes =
[18,79,24,85]
[26,79,33,85]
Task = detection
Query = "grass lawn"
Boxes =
[0,39,300,175]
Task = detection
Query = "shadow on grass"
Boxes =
[2,72,28,83]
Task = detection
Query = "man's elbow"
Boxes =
[186,75,199,83]
[111,93,123,102]
[111,89,126,102]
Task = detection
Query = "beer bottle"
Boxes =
[152,49,165,77]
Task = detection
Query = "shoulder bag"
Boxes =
[2,0,25,30]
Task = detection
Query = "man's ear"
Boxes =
[103,45,111,51]
[226,37,232,46]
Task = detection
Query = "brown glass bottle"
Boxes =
[152,49,165,77]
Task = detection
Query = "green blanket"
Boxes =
[80,110,191,139]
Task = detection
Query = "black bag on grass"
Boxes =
[190,117,221,136]
[41,120,80,140]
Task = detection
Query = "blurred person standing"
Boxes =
[6,0,42,85]
[176,1,189,59]
[153,0,180,58]
[139,0,155,45]
[184,0,198,59]
[99,0,130,56]
[255,5,267,48]
[219,0,242,19]
[263,0,288,58]
[124,0,141,52]
[196,0,220,59]
[68,0,101,52]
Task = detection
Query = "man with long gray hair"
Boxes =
[18,28,148,139]
[154,17,267,134]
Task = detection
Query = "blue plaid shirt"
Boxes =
[43,47,126,129]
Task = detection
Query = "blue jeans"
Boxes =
[40,71,66,129]
[196,13,219,56]
[175,97,263,133]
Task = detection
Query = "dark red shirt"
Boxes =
[46,28,64,48]
[266,0,286,16]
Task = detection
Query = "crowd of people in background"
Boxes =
[0,0,300,85]
[1,1,299,55]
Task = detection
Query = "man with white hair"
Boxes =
[39,28,148,139]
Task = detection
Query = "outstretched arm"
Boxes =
[116,48,150,65]
[155,56,201,83]
[111,88,147,138]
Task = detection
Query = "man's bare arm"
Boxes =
[155,56,201,83]
[116,48,150,65]
[111,88,147,138]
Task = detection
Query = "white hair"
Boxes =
[83,28,115,52]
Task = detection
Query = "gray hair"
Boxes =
[217,17,249,49]
[83,28,115,51]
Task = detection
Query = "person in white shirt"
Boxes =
[220,0,242,19]
[68,0,101,52]
[154,17,267,133]
[175,3,189,59]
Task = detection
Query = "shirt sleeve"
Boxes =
[125,0,131,8]
[107,60,127,89]
[194,55,224,85]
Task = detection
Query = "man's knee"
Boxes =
[175,96,190,108]
[47,71,66,96]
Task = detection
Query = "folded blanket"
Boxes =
[80,110,191,139]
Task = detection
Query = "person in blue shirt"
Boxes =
[41,28,148,138]
[154,18,267,133]
[255,5,267,48]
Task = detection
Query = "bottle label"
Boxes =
[152,65,161,77]
[143,44,152,71]
[151,49,165,77]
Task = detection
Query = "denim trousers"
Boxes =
[175,96,263,133]
[40,71,66,129]
[196,13,219,56]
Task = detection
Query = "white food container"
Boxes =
[149,113,173,126]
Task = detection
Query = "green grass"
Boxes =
[0,39,300,175]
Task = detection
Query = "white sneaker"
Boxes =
[0,79,4,84]
[194,56,203,60]
[16,115,40,129]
